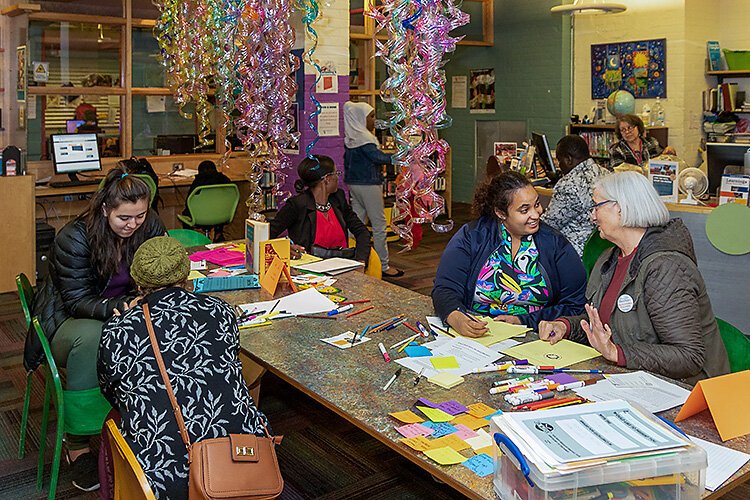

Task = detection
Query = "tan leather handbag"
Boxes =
[143,304,284,499]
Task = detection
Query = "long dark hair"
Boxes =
[472,171,531,218]
[294,155,335,193]
[81,167,151,278]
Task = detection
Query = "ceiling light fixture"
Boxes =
[550,0,627,15]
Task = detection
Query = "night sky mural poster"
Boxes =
[591,38,666,99]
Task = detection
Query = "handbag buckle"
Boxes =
[235,446,255,457]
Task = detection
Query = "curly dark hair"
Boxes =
[80,167,152,278]
[472,170,532,219]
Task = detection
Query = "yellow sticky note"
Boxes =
[467,403,497,418]
[188,270,205,280]
[430,356,460,370]
[431,434,471,452]
[501,339,600,368]
[424,446,468,465]
[389,410,425,424]
[451,414,490,431]
[428,372,465,389]
[400,436,437,451]
[475,446,497,457]
[416,406,454,423]
[291,253,322,267]
[471,318,531,347]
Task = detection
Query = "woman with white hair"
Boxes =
[538,172,729,383]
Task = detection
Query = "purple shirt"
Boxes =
[103,260,132,299]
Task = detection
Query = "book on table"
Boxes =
[294,257,364,275]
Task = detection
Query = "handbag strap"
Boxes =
[143,303,194,460]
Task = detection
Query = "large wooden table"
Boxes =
[210,270,749,500]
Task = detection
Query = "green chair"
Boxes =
[716,317,750,373]
[581,228,615,277]
[16,274,111,499]
[176,184,240,241]
[98,173,157,205]
[167,229,212,248]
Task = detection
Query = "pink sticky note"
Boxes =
[396,423,434,438]
[209,270,231,277]
[453,424,479,441]
[437,400,469,416]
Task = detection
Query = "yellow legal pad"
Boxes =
[501,339,601,368]
[471,318,530,347]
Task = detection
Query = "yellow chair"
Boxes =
[105,419,156,500]
[348,238,382,279]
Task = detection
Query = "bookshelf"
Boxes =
[703,69,750,142]
[568,123,669,163]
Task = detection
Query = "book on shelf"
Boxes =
[719,174,750,205]
[707,41,724,71]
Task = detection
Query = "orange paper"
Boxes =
[259,256,284,296]
[451,414,490,431]
[675,370,750,441]
[431,434,471,452]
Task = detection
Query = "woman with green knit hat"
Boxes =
[98,236,270,499]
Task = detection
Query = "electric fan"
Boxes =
[677,168,708,205]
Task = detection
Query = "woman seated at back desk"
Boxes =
[432,171,587,337]
[609,114,676,170]
[270,155,371,263]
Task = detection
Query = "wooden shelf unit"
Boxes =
[568,123,669,162]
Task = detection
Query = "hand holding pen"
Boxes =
[538,320,567,345]
[446,308,488,338]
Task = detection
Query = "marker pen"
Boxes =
[506,391,554,406]
[383,368,401,391]
[556,378,599,392]
[492,376,532,387]
[328,304,354,316]
[378,342,391,362]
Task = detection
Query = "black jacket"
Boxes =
[23,211,165,371]
[269,189,371,262]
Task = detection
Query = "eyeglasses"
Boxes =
[619,125,636,134]
[591,199,615,212]
[323,170,342,180]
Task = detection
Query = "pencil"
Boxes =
[431,323,457,338]
[268,299,281,314]
[346,305,374,318]
[298,315,338,320]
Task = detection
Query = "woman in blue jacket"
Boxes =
[432,171,586,336]
[343,101,403,277]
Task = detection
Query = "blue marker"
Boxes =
[327,304,354,316]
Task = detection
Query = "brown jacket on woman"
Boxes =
[562,219,729,384]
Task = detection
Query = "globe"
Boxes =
[607,90,636,117]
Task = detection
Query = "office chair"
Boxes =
[176,184,240,242]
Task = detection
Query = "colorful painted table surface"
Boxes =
[209,268,750,499]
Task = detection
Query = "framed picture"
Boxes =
[469,68,495,114]
[16,45,26,102]
[591,39,666,99]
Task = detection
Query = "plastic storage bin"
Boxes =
[722,49,750,70]
[490,418,707,500]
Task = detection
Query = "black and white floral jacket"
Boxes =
[98,287,269,499]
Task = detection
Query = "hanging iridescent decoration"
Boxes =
[152,0,299,220]
[296,0,323,158]
[369,0,468,249]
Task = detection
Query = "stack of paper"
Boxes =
[293,257,364,275]
[689,435,750,491]
[492,400,694,476]
[573,371,691,413]
[395,337,502,380]
[237,288,337,317]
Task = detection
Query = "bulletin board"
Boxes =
[591,38,666,99]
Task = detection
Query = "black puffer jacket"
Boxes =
[23,211,165,371]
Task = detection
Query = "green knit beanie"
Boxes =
[130,236,190,289]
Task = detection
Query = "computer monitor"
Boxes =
[66,119,85,134]
[531,132,558,181]
[706,143,749,195]
[50,133,102,182]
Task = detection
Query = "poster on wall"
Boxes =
[318,102,340,137]
[16,45,26,102]
[451,75,467,108]
[470,68,495,114]
[591,38,666,99]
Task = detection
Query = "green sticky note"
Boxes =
[424,446,468,465]
[430,355,460,369]
[416,405,454,423]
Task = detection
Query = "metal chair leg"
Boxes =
[18,371,33,459]
[48,392,65,500]
[37,376,52,491]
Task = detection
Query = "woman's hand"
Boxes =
[291,244,306,259]
[663,146,677,156]
[538,320,566,345]
[493,315,522,325]
[113,296,142,317]
[580,304,618,362]
[447,310,489,338]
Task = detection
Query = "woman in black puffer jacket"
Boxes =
[24,167,165,491]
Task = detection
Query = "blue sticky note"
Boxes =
[484,409,504,420]
[422,421,458,438]
[462,453,495,477]
[404,345,432,357]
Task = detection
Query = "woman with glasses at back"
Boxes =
[609,114,676,170]
[270,155,372,264]
[538,172,728,383]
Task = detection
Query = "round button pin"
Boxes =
[617,294,634,313]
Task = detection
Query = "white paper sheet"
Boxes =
[574,377,690,414]
[294,257,364,275]
[238,288,336,316]
[395,337,501,378]
[689,435,750,491]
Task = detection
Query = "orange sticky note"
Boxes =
[431,434,471,452]
[389,410,425,424]
[400,436,437,451]
[675,370,750,441]
[451,414,490,431]
[259,256,284,295]
[467,402,497,418]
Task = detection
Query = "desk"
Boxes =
[209,270,750,499]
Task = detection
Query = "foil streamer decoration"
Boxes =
[369,0,468,249]
[296,0,323,158]
[152,0,299,219]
